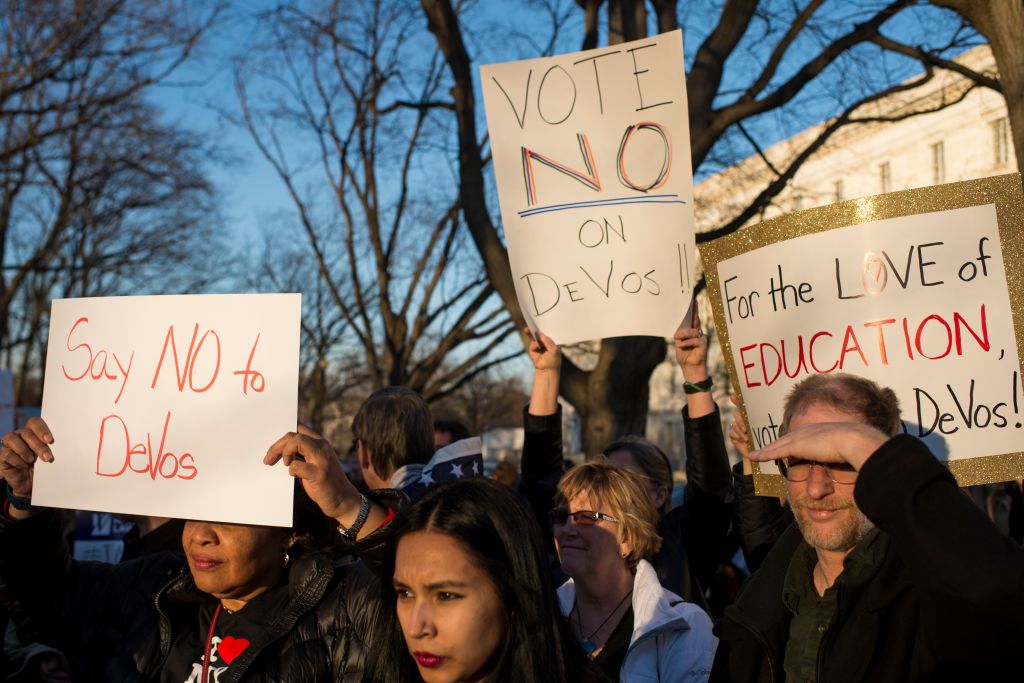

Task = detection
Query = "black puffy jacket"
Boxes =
[0,509,384,682]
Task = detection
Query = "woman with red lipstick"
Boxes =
[366,477,604,683]
[0,418,392,682]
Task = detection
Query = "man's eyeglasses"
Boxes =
[548,508,620,526]
[778,458,858,484]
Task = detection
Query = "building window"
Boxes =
[993,117,1009,166]
[931,141,945,184]
[880,162,891,193]
[834,179,844,202]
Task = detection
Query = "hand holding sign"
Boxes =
[673,302,707,379]
[526,327,561,372]
[526,327,562,417]
[36,294,301,526]
[1,418,55,519]
[263,424,386,539]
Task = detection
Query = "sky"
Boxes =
[149,0,587,247]
[149,0,973,248]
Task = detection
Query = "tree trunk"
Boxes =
[933,0,1024,171]
[561,336,666,455]
[421,0,675,453]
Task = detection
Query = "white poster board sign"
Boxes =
[702,175,1024,495]
[34,294,301,525]
[482,30,695,344]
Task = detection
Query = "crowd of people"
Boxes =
[1,312,1022,682]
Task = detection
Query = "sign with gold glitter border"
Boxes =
[701,174,1024,496]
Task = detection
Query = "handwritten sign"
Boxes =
[34,294,301,525]
[702,174,1024,495]
[481,30,695,344]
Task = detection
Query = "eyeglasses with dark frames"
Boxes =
[547,508,620,527]
[778,458,858,484]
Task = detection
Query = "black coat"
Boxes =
[731,462,792,573]
[710,435,1024,683]
[0,510,383,682]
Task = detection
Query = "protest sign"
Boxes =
[481,30,695,344]
[702,174,1024,495]
[33,294,301,525]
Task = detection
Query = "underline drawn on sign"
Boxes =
[518,194,686,218]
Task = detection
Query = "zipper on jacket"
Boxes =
[223,563,334,683]
[153,569,187,667]
[726,609,779,683]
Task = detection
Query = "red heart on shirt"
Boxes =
[218,636,250,665]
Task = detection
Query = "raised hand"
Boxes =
[525,327,561,372]
[264,424,384,536]
[748,421,888,472]
[673,301,708,380]
[1,417,54,519]
[526,327,560,416]
[728,395,751,465]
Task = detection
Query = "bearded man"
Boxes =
[711,373,1023,683]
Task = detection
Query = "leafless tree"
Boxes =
[244,227,367,434]
[421,0,993,453]
[0,1,226,404]
[431,368,531,435]
[234,0,519,404]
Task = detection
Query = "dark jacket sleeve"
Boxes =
[521,405,564,553]
[332,488,408,579]
[673,406,735,589]
[0,509,175,673]
[329,557,381,682]
[732,462,792,573]
[855,434,1024,609]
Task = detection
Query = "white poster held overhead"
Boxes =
[481,30,695,344]
[702,174,1024,496]
[34,294,301,525]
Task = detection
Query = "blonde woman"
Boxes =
[551,461,717,682]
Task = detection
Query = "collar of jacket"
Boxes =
[557,559,695,648]
[155,550,337,681]
[722,521,915,682]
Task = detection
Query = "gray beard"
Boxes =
[792,503,876,553]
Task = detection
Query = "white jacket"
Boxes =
[558,559,717,683]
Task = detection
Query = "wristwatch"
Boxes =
[337,495,371,541]
[5,482,33,511]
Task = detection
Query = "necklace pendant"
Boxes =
[582,639,597,655]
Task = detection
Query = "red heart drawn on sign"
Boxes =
[218,636,250,665]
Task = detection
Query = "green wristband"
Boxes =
[683,377,713,394]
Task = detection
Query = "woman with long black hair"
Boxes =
[366,477,602,683]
